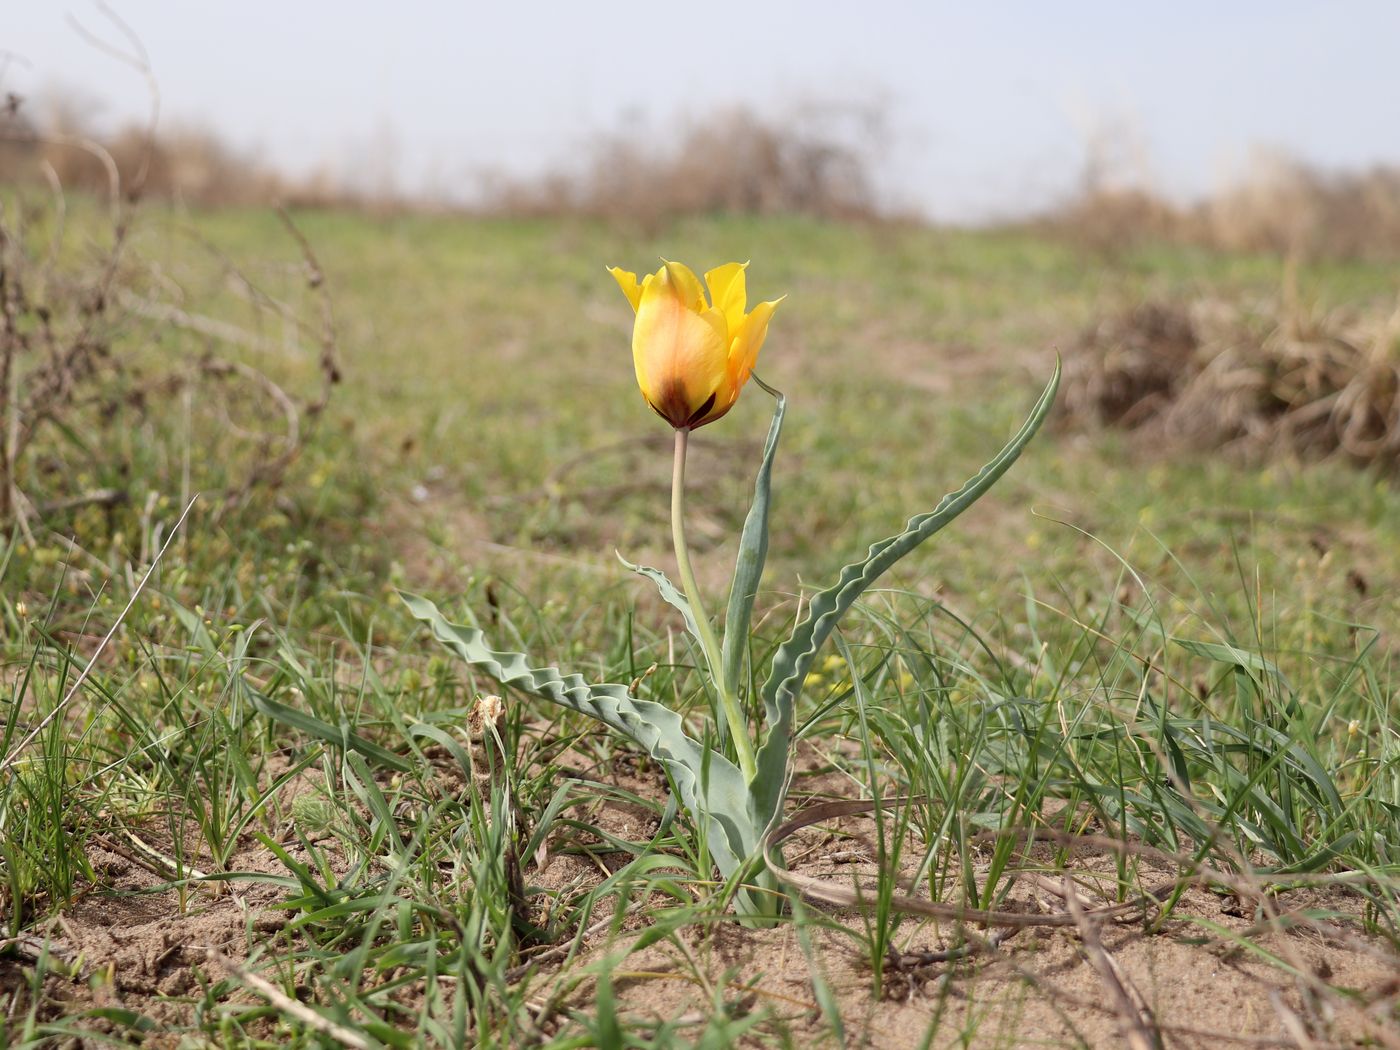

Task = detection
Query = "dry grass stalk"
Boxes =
[0,495,194,774]
[1062,874,1163,1050]
[207,950,373,1050]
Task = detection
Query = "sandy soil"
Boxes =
[5,749,1397,1049]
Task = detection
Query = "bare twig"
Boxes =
[207,950,371,1049]
[66,1,160,194]
[504,903,643,983]
[275,206,342,410]
[35,487,128,517]
[1063,875,1162,1050]
[111,823,209,882]
[117,291,316,360]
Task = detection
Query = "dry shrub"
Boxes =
[481,103,885,227]
[0,121,288,209]
[0,91,355,209]
[1204,152,1400,260]
[4,93,889,221]
[1042,151,1400,262]
[1046,187,1183,259]
[0,125,341,532]
[1062,302,1201,427]
[1064,289,1400,471]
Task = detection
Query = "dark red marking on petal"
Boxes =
[684,392,718,428]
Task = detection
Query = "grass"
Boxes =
[0,201,1397,1046]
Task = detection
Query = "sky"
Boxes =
[3,2,1398,221]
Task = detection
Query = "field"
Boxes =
[1,201,1398,1047]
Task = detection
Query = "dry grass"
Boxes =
[0,93,365,210]
[1063,279,1400,471]
[9,83,1400,259]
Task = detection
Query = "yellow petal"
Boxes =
[729,296,784,386]
[704,262,748,333]
[698,304,729,347]
[633,268,729,428]
[660,260,707,312]
[608,266,644,313]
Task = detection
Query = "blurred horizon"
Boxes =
[5,1,1400,222]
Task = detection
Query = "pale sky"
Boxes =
[4,2,1398,220]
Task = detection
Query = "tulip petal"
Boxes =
[634,268,729,427]
[661,260,707,312]
[608,267,644,313]
[730,296,785,386]
[704,262,748,333]
[698,305,729,346]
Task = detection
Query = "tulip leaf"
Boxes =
[722,377,785,701]
[749,361,1061,824]
[616,554,710,673]
[402,591,759,878]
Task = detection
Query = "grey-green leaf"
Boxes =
[617,554,709,674]
[722,377,785,701]
[402,591,759,877]
[750,362,1061,824]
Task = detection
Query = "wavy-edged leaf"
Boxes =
[722,377,785,700]
[750,362,1061,824]
[617,554,708,671]
[402,592,758,877]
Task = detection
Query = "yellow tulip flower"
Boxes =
[609,260,783,430]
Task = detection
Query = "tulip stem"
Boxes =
[672,427,756,782]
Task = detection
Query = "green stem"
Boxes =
[671,427,757,781]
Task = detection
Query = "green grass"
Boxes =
[0,201,1396,1046]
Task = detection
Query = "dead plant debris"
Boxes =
[1063,293,1400,472]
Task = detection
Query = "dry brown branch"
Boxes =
[0,32,339,526]
[1063,874,1163,1050]
[0,181,341,523]
[66,1,160,195]
[275,205,343,410]
[763,798,1167,928]
[207,950,372,1049]
[35,487,127,516]
[0,129,122,218]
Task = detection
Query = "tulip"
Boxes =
[607,259,784,781]
[609,260,783,430]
